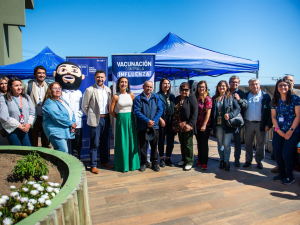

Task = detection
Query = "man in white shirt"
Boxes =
[54,62,85,159]
[24,65,51,148]
[82,69,113,174]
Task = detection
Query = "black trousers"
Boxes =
[70,128,82,160]
[195,128,211,164]
[158,120,175,157]
[138,129,159,166]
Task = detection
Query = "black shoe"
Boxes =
[243,162,252,167]
[160,158,166,167]
[219,160,225,169]
[234,161,240,167]
[165,158,174,167]
[224,162,231,171]
[153,164,160,172]
[257,163,263,169]
[139,164,147,172]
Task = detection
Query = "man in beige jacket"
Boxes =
[82,69,113,174]
[24,65,51,148]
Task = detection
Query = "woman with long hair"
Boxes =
[194,81,212,170]
[42,82,76,153]
[271,78,300,185]
[110,77,140,172]
[0,77,9,143]
[173,82,198,171]
[157,78,176,167]
[0,77,35,146]
[212,80,240,171]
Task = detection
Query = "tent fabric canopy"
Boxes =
[0,46,65,79]
[141,32,259,81]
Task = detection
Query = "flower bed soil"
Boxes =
[0,153,68,195]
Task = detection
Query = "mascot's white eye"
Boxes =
[61,69,67,72]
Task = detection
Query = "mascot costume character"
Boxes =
[54,61,84,159]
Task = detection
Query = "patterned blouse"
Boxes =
[172,100,184,132]
[196,96,212,129]
[271,94,300,132]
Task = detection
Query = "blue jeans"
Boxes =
[5,129,31,146]
[273,131,298,179]
[216,126,233,162]
[90,116,110,168]
[233,127,242,162]
[49,136,68,153]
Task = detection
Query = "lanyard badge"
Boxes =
[13,96,24,124]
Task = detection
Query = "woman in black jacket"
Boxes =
[212,80,241,171]
[157,78,176,167]
[173,82,198,171]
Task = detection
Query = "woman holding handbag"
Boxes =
[173,82,198,171]
[212,80,241,171]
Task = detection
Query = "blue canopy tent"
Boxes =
[109,32,259,81]
[0,46,65,79]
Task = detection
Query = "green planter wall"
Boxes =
[0,146,92,225]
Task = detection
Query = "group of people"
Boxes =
[1,64,299,185]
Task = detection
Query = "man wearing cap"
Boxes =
[134,81,163,172]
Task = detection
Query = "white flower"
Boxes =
[22,187,29,192]
[41,194,49,200]
[0,198,6,204]
[33,183,40,189]
[41,175,49,181]
[51,193,55,197]
[1,195,9,200]
[38,197,45,204]
[30,190,39,196]
[21,197,29,203]
[53,188,60,194]
[53,183,60,187]
[37,186,44,192]
[0,211,2,217]
[10,192,19,197]
[2,217,13,225]
[10,185,16,189]
[27,181,35,185]
[48,182,54,186]
[11,204,22,213]
[28,204,34,211]
[46,186,53,192]
[29,199,37,204]
[45,200,52,206]
[17,196,21,201]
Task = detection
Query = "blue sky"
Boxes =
[22,0,300,91]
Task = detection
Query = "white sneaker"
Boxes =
[177,161,185,166]
[184,165,192,171]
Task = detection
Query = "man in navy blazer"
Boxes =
[134,81,163,172]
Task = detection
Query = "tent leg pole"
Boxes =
[256,71,259,79]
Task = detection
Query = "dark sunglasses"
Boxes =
[180,89,189,92]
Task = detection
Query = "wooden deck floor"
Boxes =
[86,136,300,225]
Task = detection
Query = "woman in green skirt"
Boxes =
[110,77,140,172]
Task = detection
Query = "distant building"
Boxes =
[0,0,34,66]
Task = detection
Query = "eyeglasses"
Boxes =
[180,89,189,92]
[278,84,288,88]
[53,87,61,91]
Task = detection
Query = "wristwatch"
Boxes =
[290,127,295,131]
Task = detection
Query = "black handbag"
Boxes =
[225,97,244,128]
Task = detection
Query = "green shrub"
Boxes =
[13,151,49,180]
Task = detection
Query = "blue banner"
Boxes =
[66,56,108,159]
[112,54,155,96]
